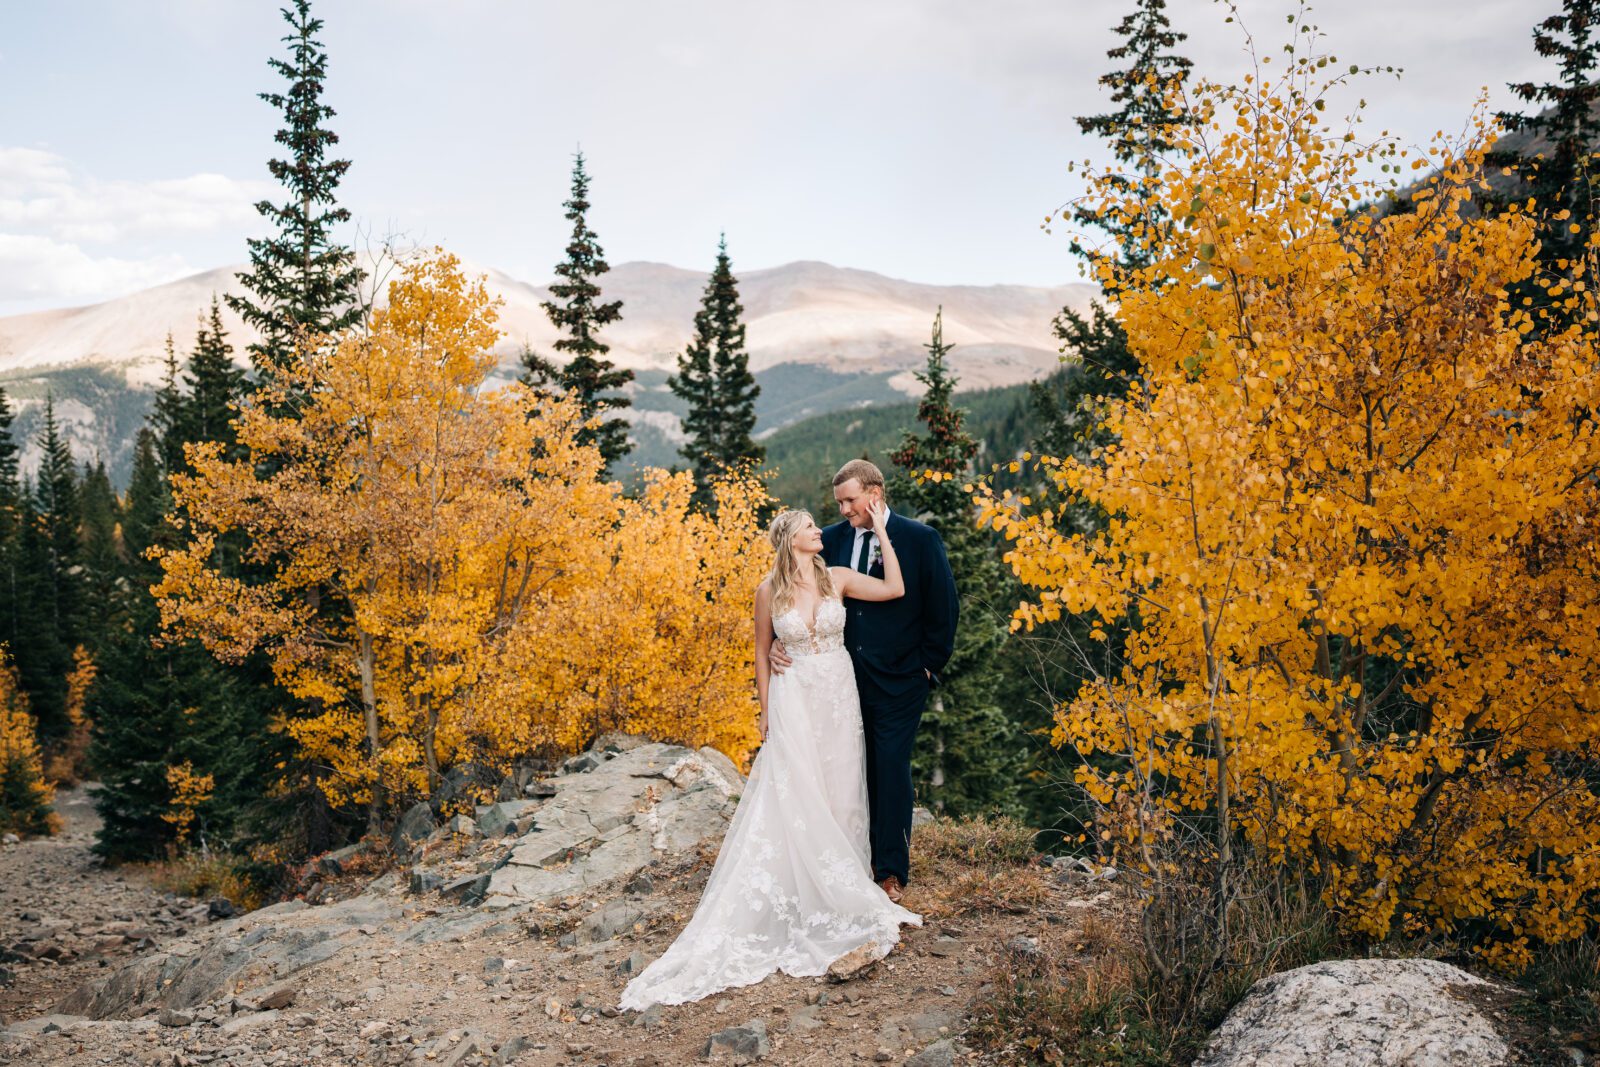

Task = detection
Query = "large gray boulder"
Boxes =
[483,742,742,908]
[1194,958,1512,1067]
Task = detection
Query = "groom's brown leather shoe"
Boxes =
[878,875,904,904]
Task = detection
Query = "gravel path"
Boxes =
[0,785,208,1026]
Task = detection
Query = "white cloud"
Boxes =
[0,147,268,243]
[0,146,265,313]
[0,234,190,314]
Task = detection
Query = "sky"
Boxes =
[0,0,1551,316]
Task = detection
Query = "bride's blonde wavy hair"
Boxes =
[766,509,836,616]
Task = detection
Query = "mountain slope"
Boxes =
[0,260,1093,484]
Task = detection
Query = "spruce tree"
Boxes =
[669,235,763,503]
[889,310,1017,816]
[228,0,362,388]
[1036,0,1192,444]
[120,429,169,557]
[1485,0,1600,330]
[12,400,83,740]
[185,298,249,456]
[91,414,282,862]
[151,334,188,475]
[521,152,632,472]
[1004,1,1193,834]
[0,389,22,659]
[77,460,121,654]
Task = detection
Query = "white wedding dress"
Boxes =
[619,596,921,1010]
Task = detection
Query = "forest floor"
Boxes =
[0,784,1133,1066]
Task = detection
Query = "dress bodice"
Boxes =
[773,597,847,657]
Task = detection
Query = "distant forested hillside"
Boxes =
[759,367,1071,510]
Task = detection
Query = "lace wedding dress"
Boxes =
[619,596,921,1010]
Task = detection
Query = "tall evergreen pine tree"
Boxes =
[227,0,362,389]
[1485,0,1600,330]
[11,400,83,741]
[152,334,188,475]
[1006,0,1193,836]
[889,310,1017,816]
[0,389,22,662]
[669,235,762,503]
[520,152,633,472]
[185,298,250,456]
[1033,0,1192,448]
[77,460,121,655]
[90,364,281,861]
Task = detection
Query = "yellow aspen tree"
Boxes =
[161,760,216,848]
[45,646,96,784]
[491,470,768,767]
[154,250,772,826]
[0,649,56,836]
[980,59,1600,968]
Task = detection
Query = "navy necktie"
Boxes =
[856,533,873,574]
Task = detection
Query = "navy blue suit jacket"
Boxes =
[822,512,958,700]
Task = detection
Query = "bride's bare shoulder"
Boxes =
[755,578,772,602]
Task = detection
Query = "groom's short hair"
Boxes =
[833,459,885,492]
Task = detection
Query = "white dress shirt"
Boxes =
[850,510,889,571]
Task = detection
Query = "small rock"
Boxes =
[241,980,299,1011]
[714,998,731,1014]
[630,1004,664,1030]
[827,941,886,982]
[496,1035,535,1065]
[906,1039,957,1067]
[543,996,563,1020]
[563,752,603,775]
[409,867,443,895]
[565,1042,593,1055]
[590,731,649,754]
[217,1009,280,1035]
[625,871,655,896]
[938,985,957,997]
[702,1019,769,1061]
[874,1050,894,1063]
[440,873,490,906]
[910,806,935,828]
[0,832,18,845]
[445,813,481,838]
[616,951,647,975]
[392,800,437,852]
[359,1020,391,1040]
[205,897,237,920]
[157,1008,194,1028]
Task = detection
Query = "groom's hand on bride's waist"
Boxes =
[769,640,793,675]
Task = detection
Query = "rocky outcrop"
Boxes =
[49,740,742,1023]
[484,743,741,908]
[1194,958,1513,1067]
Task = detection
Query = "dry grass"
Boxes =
[142,850,267,911]
[910,814,1057,919]
[966,911,1176,1066]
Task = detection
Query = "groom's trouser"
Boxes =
[858,673,928,887]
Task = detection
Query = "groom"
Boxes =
[773,459,958,903]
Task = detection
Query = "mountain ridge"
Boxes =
[0,259,1095,484]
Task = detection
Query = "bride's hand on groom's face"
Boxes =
[869,499,889,530]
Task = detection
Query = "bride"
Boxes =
[619,502,922,1010]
